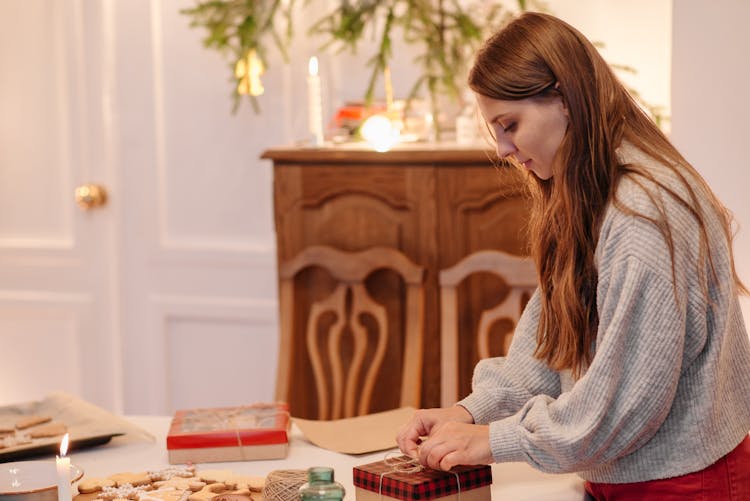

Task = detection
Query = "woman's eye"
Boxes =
[503,122,516,133]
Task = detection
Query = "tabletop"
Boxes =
[67,416,585,501]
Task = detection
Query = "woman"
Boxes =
[396,12,750,499]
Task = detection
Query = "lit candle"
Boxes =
[307,56,324,146]
[56,433,71,501]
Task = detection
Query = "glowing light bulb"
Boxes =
[360,115,400,152]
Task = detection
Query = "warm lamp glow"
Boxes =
[59,433,69,456]
[235,50,265,96]
[308,56,319,76]
[360,114,400,152]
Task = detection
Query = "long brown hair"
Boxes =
[469,12,747,377]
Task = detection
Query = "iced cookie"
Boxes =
[152,477,205,492]
[148,465,196,482]
[108,473,153,488]
[98,484,153,500]
[78,478,117,494]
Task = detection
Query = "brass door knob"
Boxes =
[75,184,108,210]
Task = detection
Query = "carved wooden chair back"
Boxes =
[439,250,537,406]
[276,245,425,420]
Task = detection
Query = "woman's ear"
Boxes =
[554,81,569,117]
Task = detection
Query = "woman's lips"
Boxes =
[508,156,532,170]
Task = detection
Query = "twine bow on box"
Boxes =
[376,452,462,501]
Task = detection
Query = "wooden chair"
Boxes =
[439,250,537,406]
[276,245,425,420]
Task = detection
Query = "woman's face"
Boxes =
[476,92,569,180]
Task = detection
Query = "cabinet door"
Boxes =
[437,165,532,400]
[274,163,438,417]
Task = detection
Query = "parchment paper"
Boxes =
[293,407,414,454]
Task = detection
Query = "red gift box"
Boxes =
[166,403,289,464]
[353,455,492,501]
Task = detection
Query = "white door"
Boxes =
[111,0,281,415]
[0,1,121,411]
[1,0,282,415]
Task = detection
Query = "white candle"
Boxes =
[307,56,324,146]
[56,433,71,501]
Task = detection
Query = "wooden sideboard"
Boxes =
[262,143,532,418]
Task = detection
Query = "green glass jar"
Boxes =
[298,466,346,501]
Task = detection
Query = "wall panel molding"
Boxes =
[144,293,278,413]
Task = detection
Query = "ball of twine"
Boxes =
[263,469,309,501]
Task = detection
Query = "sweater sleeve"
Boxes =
[486,225,687,473]
[459,290,562,424]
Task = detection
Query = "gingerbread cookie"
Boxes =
[76,465,266,501]
[188,483,232,501]
[15,415,52,429]
[137,488,190,501]
[195,471,236,487]
[212,494,254,501]
[73,492,102,501]
[78,478,117,494]
[148,465,196,482]
[152,477,205,492]
[28,422,67,438]
[196,472,263,492]
[98,483,153,500]
[108,473,153,488]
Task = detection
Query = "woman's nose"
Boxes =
[495,136,516,159]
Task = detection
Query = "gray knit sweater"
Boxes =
[459,144,750,483]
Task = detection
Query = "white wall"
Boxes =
[549,0,672,129]
[670,0,750,322]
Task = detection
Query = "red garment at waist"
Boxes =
[585,434,750,501]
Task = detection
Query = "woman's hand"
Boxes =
[396,406,475,460]
[417,421,493,471]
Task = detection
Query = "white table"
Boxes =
[68,416,585,501]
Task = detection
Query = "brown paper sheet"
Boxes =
[293,407,415,454]
[0,392,153,461]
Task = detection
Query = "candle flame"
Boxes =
[60,433,69,456]
[308,56,318,76]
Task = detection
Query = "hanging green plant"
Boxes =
[180,0,519,121]
[181,0,297,113]
[309,1,518,136]
[181,0,667,132]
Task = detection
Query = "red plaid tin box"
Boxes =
[166,403,289,464]
[353,455,492,501]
